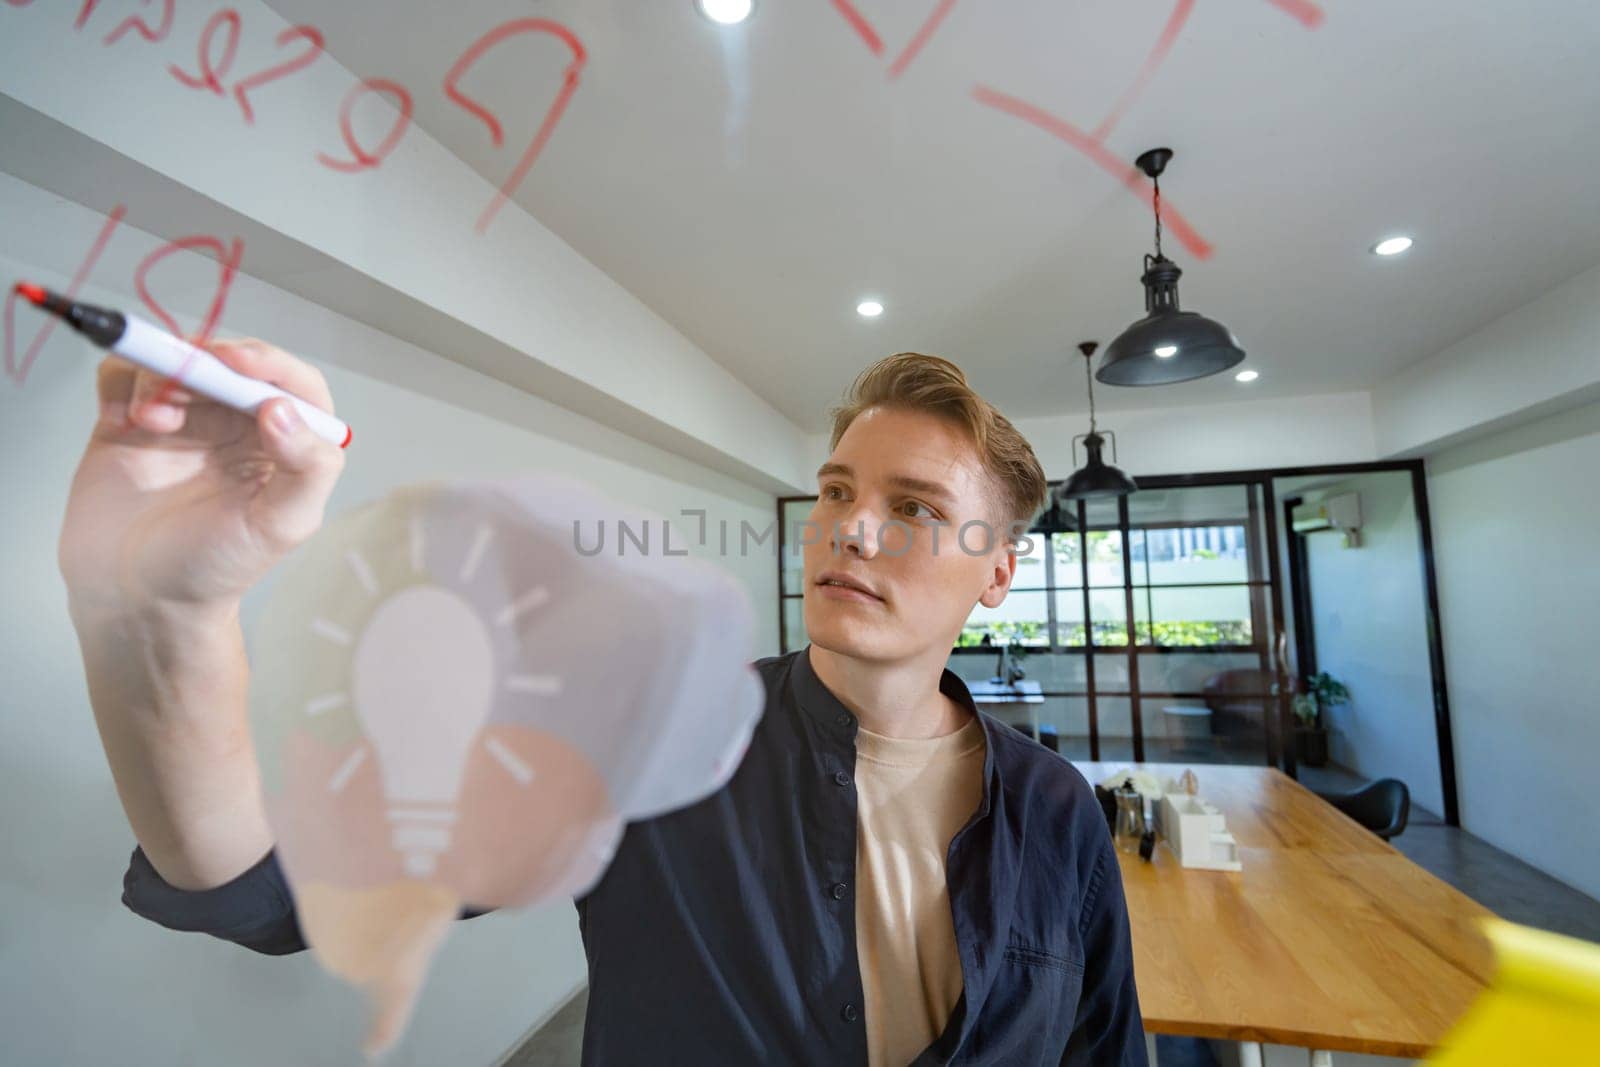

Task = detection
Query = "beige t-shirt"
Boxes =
[853,712,987,1067]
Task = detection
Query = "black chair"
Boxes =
[1314,778,1410,840]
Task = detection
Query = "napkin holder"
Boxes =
[1155,793,1242,871]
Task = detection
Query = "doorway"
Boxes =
[1274,467,1457,823]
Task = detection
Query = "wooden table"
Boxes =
[1074,763,1494,1062]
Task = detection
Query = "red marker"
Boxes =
[13,282,351,448]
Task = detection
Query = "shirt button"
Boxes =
[841,1003,859,1022]
[833,770,851,787]
[830,882,848,900]
[834,712,851,727]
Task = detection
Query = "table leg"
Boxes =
[1309,1052,1332,1067]
[1031,704,1041,742]
[1144,1030,1158,1066]
[1238,1042,1263,1067]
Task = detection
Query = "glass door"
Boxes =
[1121,482,1282,766]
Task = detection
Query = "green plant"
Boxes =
[957,620,1046,647]
[1291,671,1350,727]
[956,618,1253,649]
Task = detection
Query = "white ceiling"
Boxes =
[264,0,1600,432]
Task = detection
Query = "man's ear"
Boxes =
[977,545,1017,609]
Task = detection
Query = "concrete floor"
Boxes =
[1294,762,1600,943]
[499,990,586,1067]
[499,761,1600,1065]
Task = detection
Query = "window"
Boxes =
[777,500,1260,655]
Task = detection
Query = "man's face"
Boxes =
[801,406,1018,663]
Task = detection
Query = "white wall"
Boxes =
[1375,261,1600,458]
[1297,472,1443,816]
[1426,401,1600,900]
[0,3,814,493]
[1014,390,1378,478]
[0,175,779,1066]
[807,389,1379,483]
[1367,248,1600,901]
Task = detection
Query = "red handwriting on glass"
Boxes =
[170,11,325,123]
[971,86,1213,259]
[3,206,126,388]
[170,8,241,95]
[22,4,580,237]
[1092,0,1195,142]
[232,24,325,124]
[316,77,413,173]
[78,0,175,45]
[829,0,960,80]
[971,0,1324,259]
[134,235,244,345]
[134,234,244,407]
[1267,0,1324,29]
[443,18,587,234]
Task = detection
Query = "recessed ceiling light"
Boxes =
[1372,235,1413,257]
[1235,369,1259,383]
[856,300,884,318]
[697,0,754,25]
[1153,344,1178,358]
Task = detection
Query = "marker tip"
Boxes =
[13,282,48,306]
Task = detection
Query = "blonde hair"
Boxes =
[827,352,1049,532]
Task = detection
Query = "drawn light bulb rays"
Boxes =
[248,479,765,1057]
[302,513,567,878]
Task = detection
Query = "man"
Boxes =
[60,343,1146,1064]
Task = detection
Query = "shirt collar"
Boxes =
[790,644,999,818]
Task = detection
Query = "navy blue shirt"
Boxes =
[122,646,1146,1065]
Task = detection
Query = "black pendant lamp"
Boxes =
[1098,148,1245,387]
[1061,342,1138,501]
[1030,493,1079,535]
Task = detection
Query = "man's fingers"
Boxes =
[207,338,335,415]
[93,339,337,442]
[118,367,194,434]
[248,398,347,554]
[94,355,137,408]
[95,357,207,434]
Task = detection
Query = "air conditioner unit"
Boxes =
[1291,492,1362,547]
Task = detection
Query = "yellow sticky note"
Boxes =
[1427,918,1600,1065]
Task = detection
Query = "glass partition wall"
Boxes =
[777,461,1459,822]
[777,481,1286,767]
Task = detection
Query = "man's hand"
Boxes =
[59,339,345,618]
[58,338,348,890]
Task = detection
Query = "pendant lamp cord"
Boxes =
[1152,172,1164,261]
[1084,351,1097,435]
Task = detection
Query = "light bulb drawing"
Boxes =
[306,518,574,879]
[349,584,497,878]
[249,478,765,1056]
